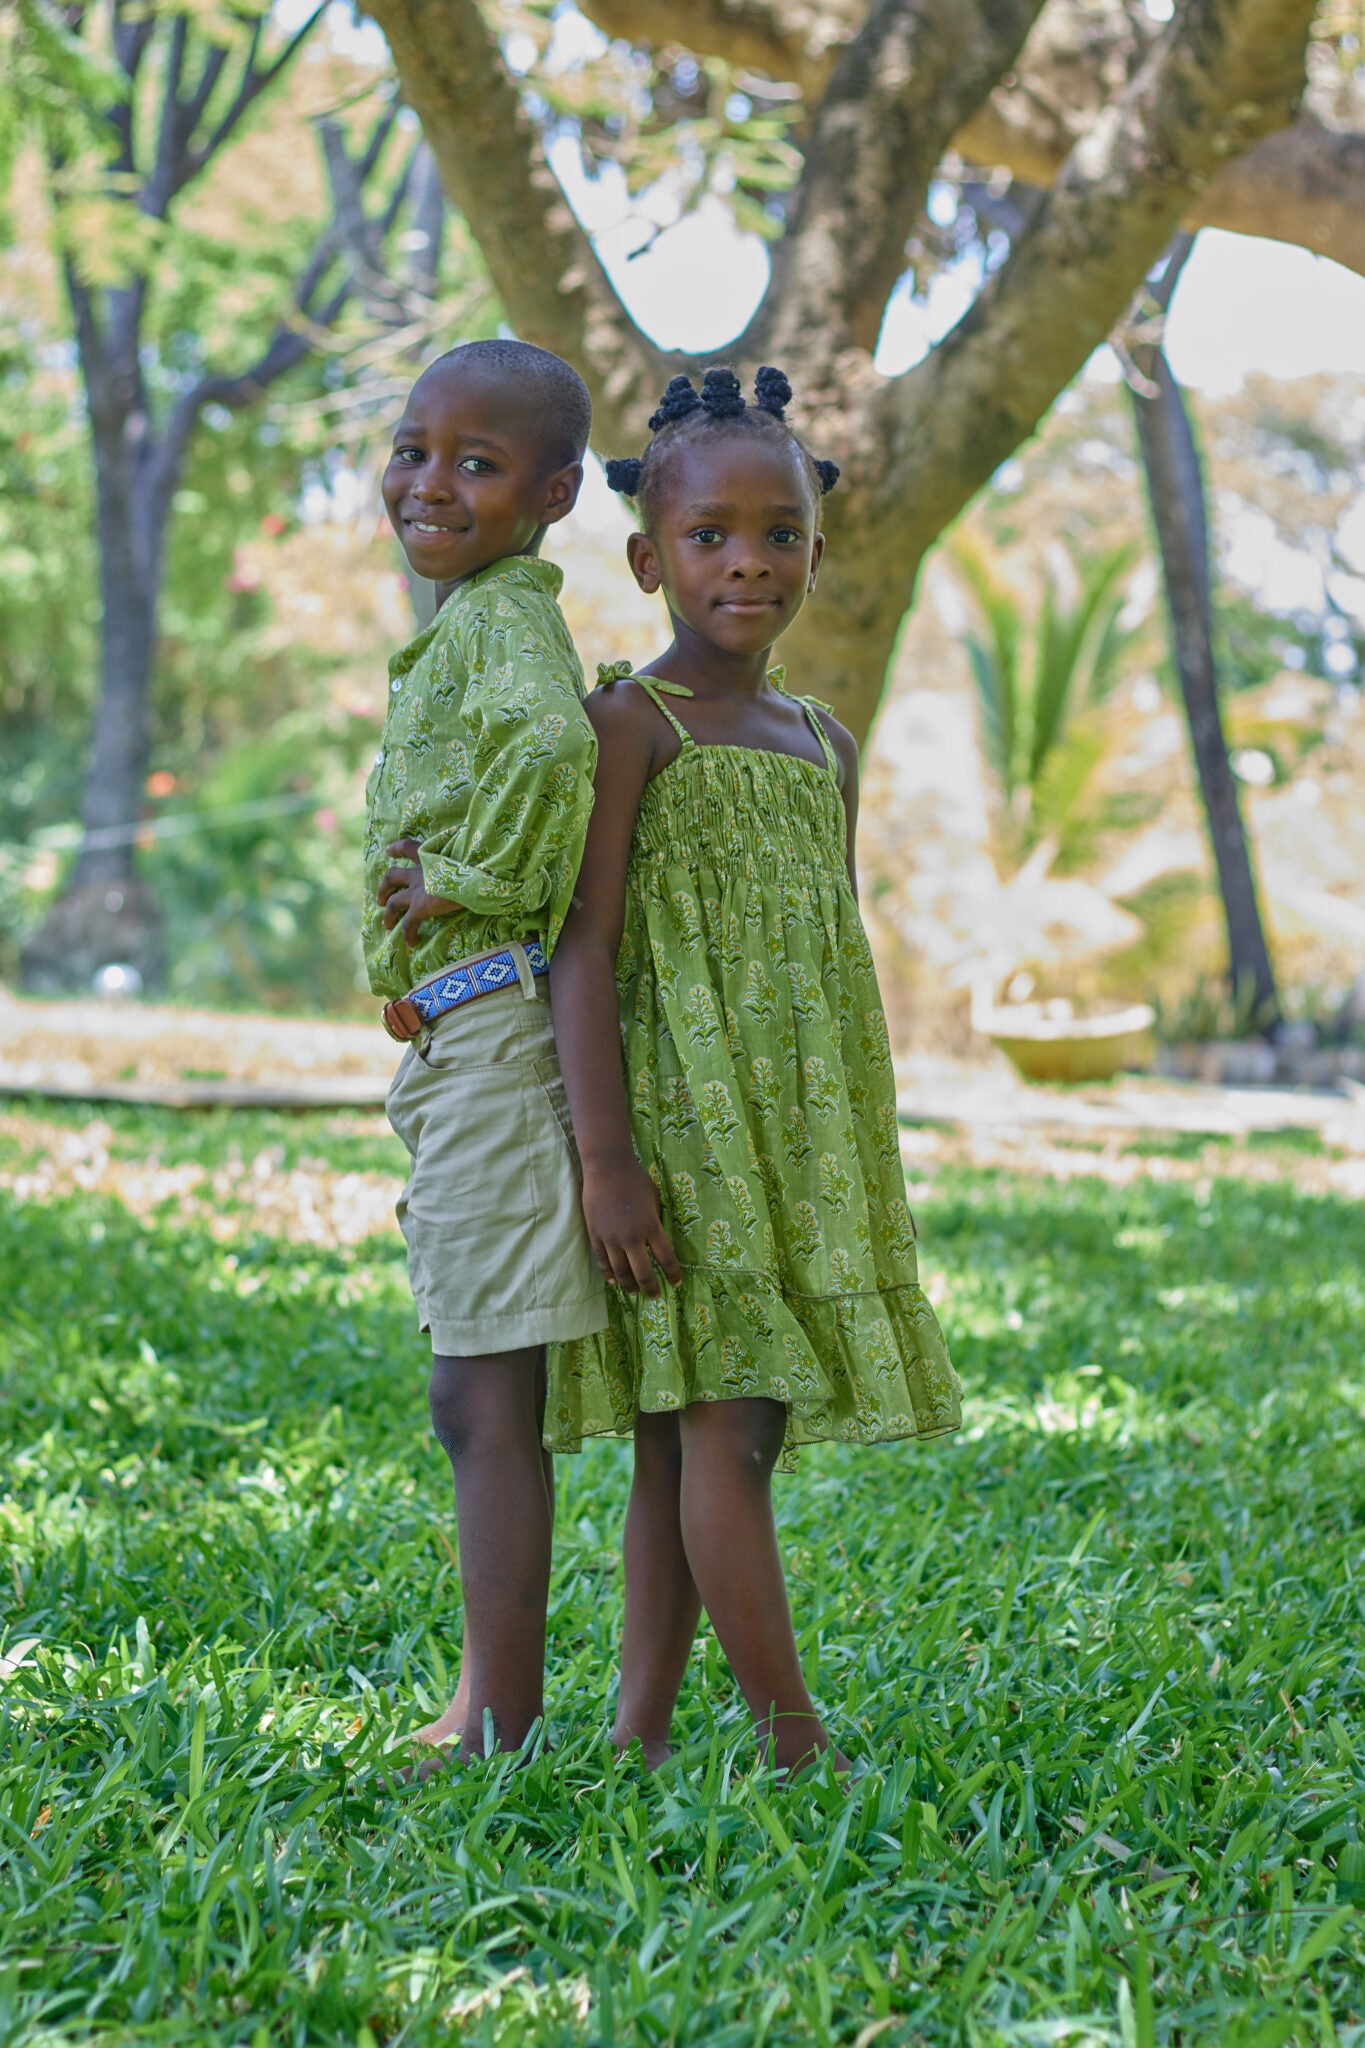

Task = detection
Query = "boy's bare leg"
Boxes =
[613,1411,702,1765]
[414,1433,554,1749]
[677,1398,848,1776]
[422,1346,554,1763]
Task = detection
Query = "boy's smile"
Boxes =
[383,359,580,588]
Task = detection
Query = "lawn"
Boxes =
[1,1106,1362,2046]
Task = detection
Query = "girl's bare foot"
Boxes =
[412,1681,468,1752]
[612,1730,674,1769]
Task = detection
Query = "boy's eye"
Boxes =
[771,526,803,545]
[460,456,496,474]
[690,526,724,544]
[394,445,424,464]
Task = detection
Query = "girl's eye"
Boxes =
[690,527,723,544]
[460,457,495,474]
[771,526,803,545]
[394,445,424,464]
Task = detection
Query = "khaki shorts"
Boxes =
[385,972,607,1356]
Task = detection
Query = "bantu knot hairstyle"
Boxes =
[753,365,792,419]
[607,362,840,529]
[604,456,643,494]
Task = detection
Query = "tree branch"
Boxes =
[587,0,1365,276]
[751,0,1049,368]
[864,0,1318,548]
[362,0,667,444]
[179,5,326,194]
[579,0,858,97]
[1184,114,1365,278]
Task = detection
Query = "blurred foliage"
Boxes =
[144,713,375,1011]
[952,539,1141,872]
[498,0,802,242]
[0,10,498,1008]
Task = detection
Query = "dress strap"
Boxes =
[798,696,840,777]
[765,663,839,777]
[595,660,696,748]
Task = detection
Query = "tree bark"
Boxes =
[24,24,389,989]
[583,0,1365,278]
[77,447,164,892]
[369,0,1319,743]
[1128,258,1279,1028]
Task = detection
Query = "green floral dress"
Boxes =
[546,667,961,1468]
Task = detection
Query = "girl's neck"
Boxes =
[642,618,775,700]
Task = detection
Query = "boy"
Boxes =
[364,338,605,1765]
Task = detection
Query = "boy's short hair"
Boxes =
[430,338,592,470]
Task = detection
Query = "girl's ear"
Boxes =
[807,530,825,593]
[626,531,662,595]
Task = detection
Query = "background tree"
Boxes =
[1125,234,1280,1026]
[365,0,1337,758]
[10,0,423,988]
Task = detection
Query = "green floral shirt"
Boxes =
[361,556,596,1001]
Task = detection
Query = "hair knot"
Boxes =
[753,365,791,420]
[605,455,643,495]
[813,458,840,495]
[648,375,702,432]
[699,366,746,418]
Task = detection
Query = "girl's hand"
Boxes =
[582,1157,683,1296]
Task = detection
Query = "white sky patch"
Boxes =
[1164,230,1365,397]
[874,264,982,377]
[547,136,769,352]
[1220,504,1327,615]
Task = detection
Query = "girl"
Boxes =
[547,365,961,1774]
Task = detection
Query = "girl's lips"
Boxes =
[717,597,779,611]
[405,518,471,537]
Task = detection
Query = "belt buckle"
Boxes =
[382,997,423,1042]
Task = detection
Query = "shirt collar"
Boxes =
[387,555,564,682]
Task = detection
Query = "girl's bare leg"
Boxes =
[678,1397,845,1775]
[613,1411,703,1764]
[419,1347,554,1763]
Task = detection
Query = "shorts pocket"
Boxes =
[532,1053,580,1160]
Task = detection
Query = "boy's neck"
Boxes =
[644,618,775,700]
[431,535,546,613]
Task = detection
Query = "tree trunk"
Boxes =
[1130,349,1279,1030]
[76,422,163,892]
[20,411,171,991]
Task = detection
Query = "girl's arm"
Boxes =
[550,689,683,1298]
[816,709,862,897]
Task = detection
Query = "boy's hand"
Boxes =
[582,1157,683,1296]
[378,838,460,943]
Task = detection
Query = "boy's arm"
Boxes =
[416,620,596,951]
[549,689,682,1298]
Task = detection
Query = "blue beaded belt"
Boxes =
[381,940,548,1043]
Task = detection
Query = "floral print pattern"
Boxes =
[362,557,596,1001]
[547,667,962,1468]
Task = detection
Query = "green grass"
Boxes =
[0,1100,403,1178]
[1,1122,1363,2045]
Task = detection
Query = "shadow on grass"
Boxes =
[2,1172,1363,2046]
